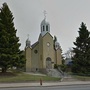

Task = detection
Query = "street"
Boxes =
[0,85,90,90]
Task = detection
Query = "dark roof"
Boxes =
[31,41,39,49]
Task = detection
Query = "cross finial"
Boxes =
[43,10,47,19]
[27,34,29,39]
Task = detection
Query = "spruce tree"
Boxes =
[72,22,90,74]
[0,3,25,72]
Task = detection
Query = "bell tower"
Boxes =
[40,11,50,36]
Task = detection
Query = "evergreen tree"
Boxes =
[72,22,90,74]
[0,3,25,72]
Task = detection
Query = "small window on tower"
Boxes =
[41,26,42,31]
[43,26,45,31]
[46,25,48,31]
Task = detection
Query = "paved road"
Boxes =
[0,85,90,90]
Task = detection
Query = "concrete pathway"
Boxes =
[0,81,90,88]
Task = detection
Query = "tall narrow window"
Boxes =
[46,25,48,31]
[41,26,42,32]
[43,26,45,31]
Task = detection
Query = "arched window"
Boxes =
[43,26,45,31]
[46,25,48,31]
[41,26,42,32]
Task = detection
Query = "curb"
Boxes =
[0,81,90,88]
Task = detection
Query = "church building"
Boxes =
[25,14,62,72]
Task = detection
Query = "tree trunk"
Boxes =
[2,67,7,73]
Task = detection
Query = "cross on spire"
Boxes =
[27,34,29,39]
[43,10,47,19]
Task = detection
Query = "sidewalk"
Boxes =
[0,81,90,88]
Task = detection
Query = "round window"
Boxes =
[47,42,50,47]
[34,50,38,54]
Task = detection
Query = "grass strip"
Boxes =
[0,73,60,83]
[74,75,90,81]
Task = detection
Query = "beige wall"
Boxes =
[38,35,43,69]
[25,48,31,72]
[31,44,39,71]
[54,50,57,64]
[56,49,62,65]
[42,33,55,68]
[25,33,62,72]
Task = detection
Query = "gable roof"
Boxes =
[42,32,53,39]
[31,33,53,49]
[38,32,53,41]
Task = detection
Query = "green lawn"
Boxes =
[74,75,90,81]
[0,72,60,83]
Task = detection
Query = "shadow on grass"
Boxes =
[0,72,17,77]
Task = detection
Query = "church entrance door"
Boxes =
[46,57,52,69]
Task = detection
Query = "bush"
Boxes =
[58,65,67,72]
[54,64,58,69]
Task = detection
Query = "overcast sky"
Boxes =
[0,0,90,53]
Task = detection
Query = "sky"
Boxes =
[0,0,90,53]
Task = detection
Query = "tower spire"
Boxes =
[41,11,50,36]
